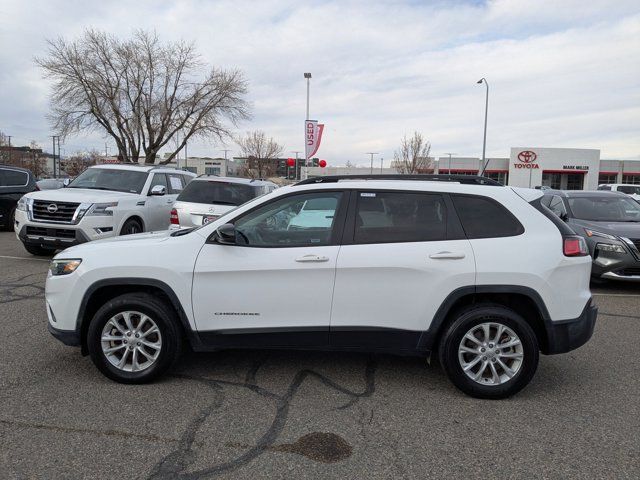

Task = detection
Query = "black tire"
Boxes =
[23,243,56,256]
[2,208,15,231]
[120,218,143,235]
[438,304,539,399]
[87,293,183,384]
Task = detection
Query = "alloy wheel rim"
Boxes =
[101,311,162,372]
[458,321,524,386]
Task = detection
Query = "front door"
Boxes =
[330,190,476,350]
[192,190,348,348]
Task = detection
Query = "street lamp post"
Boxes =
[444,152,456,174]
[477,78,489,174]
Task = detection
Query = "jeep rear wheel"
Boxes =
[87,293,182,383]
[438,304,539,399]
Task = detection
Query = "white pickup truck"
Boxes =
[14,164,195,255]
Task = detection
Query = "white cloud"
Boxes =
[0,0,638,164]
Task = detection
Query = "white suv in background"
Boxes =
[15,164,195,255]
[597,184,640,202]
[44,175,597,399]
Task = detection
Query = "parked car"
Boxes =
[45,174,596,399]
[0,165,37,230]
[542,189,640,282]
[170,176,277,228]
[597,183,640,202]
[14,164,196,255]
[36,178,67,190]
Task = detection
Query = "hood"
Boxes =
[571,219,640,239]
[26,188,135,203]
[55,230,173,258]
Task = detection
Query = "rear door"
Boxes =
[145,173,171,230]
[329,190,476,350]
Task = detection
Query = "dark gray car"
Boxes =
[542,190,640,282]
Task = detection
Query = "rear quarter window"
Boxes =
[452,194,524,239]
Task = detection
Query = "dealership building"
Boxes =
[304,147,637,190]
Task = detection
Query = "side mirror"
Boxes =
[215,223,236,245]
[149,185,166,196]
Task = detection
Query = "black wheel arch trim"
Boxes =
[417,284,553,352]
[76,277,202,354]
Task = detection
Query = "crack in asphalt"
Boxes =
[148,356,377,479]
[0,272,45,305]
[0,418,181,444]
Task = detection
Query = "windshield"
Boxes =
[177,180,257,205]
[568,196,640,222]
[68,168,148,194]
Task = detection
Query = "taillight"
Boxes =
[563,236,588,257]
[170,208,179,225]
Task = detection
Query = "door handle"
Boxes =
[295,255,330,263]
[429,251,466,260]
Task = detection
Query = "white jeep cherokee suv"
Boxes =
[44,175,597,399]
[14,164,196,255]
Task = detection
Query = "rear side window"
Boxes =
[167,173,185,194]
[452,195,524,239]
[354,191,447,244]
[178,180,256,205]
[0,168,28,187]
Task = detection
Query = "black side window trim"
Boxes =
[207,189,350,248]
[342,189,460,246]
[529,197,576,236]
[450,193,525,239]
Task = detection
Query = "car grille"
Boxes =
[32,200,79,223]
[26,226,76,240]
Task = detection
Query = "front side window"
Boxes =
[617,185,640,195]
[68,168,148,194]
[149,173,168,191]
[234,191,343,247]
[452,195,524,239]
[354,191,446,244]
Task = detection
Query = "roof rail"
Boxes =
[295,174,503,186]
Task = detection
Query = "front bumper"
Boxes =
[17,224,91,249]
[544,299,597,355]
[48,323,81,346]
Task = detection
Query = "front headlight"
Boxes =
[595,243,626,254]
[85,202,118,216]
[584,229,618,240]
[49,259,82,276]
[16,196,31,211]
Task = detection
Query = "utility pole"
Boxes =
[6,135,12,164]
[57,137,62,177]
[366,152,379,174]
[380,157,384,173]
[51,135,60,178]
[105,143,109,157]
[221,149,232,176]
[185,140,188,170]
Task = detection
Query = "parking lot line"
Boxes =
[0,255,50,262]
[592,292,640,297]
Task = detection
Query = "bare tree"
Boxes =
[393,131,433,174]
[62,150,100,177]
[345,159,356,168]
[36,29,250,164]
[236,130,284,179]
[22,142,49,178]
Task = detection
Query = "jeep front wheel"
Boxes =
[87,293,182,383]
[438,304,539,399]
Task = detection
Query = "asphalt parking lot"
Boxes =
[0,230,639,479]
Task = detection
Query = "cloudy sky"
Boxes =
[0,0,638,165]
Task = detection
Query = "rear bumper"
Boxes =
[48,323,81,347]
[544,299,597,354]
